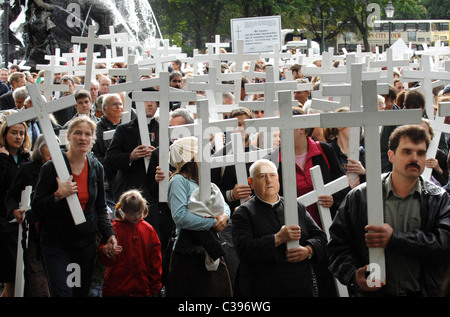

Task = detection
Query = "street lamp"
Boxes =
[314,6,334,54]
[385,1,395,47]
[2,0,9,68]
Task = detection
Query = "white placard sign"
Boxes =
[231,16,282,54]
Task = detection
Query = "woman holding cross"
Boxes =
[0,110,31,297]
[32,116,118,297]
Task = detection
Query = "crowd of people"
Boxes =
[0,51,449,298]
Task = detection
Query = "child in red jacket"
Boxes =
[99,190,162,297]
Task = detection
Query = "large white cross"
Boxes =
[297,166,349,297]
[245,90,321,249]
[240,66,299,118]
[421,110,450,180]
[316,63,388,180]
[209,132,271,204]
[71,25,111,91]
[368,48,410,85]
[219,39,260,73]
[260,43,292,81]
[6,84,86,225]
[320,80,423,284]
[169,99,239,202]
[99,26,141,61]
[37,70,69,103]
[109,64,162,170]
[186,67,236,120]
[402,55,450,119]
[131,72,198,202]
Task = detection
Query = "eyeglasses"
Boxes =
[109,102,123,107]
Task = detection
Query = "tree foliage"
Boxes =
[149,0,444,54]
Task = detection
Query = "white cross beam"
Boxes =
[421,113,450,180]
[402,55,450,119]
[439,101,450,117]
[109,64,162,170]
[240,66,299,118]
[210,132,270,204]
[245,90,321,249]
[12,185,32,297]
[320,80,423,284]
[71,25,111,91]
[6,84,86,225]
[131,72,198,202]
[297,166,349,297]
[37,70,69,103]
[169,99,239,202]
[260,43,292,81]
[219,39,260,73]
[368,48,410,85]
[206,34,230,54]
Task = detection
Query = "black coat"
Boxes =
[0,91,15,110]
[232,196,327,297]
[31,153,115,249]
[104,117,159,203]
[0,151,30,232]
[5,160,42,227]
[328,174,450,297]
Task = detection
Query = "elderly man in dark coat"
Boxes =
[231,159,327,297]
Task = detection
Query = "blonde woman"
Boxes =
[32,116,117,297]
[0,110,31,297]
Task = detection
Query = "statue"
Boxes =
[4,0,159,70]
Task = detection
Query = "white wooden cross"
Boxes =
[206,35,230,54]
[12,185,32,297]
[6,84,86,225]
[402,55,450,119]
[241,61,267,82]
[260,43,292,81]
[209,132,271,204]
[186,67,235,120]
[368,48,410,85]
[439,101,450,117]
[169,99,239,202]
[421,111,450,181]
[219,39,260,73]
[320,80,423,284]
[297,166,349,297]
[61,45,90,77]
[71,25,111,91]
[131,72,198,202]
[37,70,69,103]
[240,66,299,118]
[245,90,321,249]
[109,64,162,171]
[140,39,183,73]
[317,63,388,180]
[99,26,141,62]
[109,59,158,122]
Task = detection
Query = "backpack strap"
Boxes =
[316,141,330,170]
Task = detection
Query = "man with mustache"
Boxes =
[328,125,450,297]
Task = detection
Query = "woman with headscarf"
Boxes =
[166,136,232,297]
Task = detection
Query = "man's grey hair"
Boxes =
[170,108,195,124]
[102,93,122,111]
[249,159,278,178]
[13,86,29,100]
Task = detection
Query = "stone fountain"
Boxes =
[2,0,161,70]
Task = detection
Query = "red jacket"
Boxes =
[98,218,162,297]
